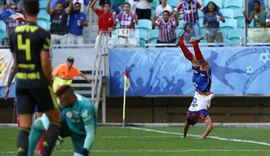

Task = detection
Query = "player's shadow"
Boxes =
[208,51,246,90]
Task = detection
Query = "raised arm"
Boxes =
[65,0,73,14]
[90,0,97,11]
[173,11,179,27]
[182,121,190,138]
[46,0,54,16]
[200,116,214,139]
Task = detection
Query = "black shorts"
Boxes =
[16,85,58,114]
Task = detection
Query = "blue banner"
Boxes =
[109,47,270,96]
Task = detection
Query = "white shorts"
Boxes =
[188,91,214,112]
[67,33,84,45]
[51,34,67,45]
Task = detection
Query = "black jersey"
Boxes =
[10,22,51,87]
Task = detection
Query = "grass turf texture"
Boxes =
[0,126,270,156]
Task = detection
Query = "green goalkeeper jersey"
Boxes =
[61,93,97,136]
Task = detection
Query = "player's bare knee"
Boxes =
[45,109,61,123]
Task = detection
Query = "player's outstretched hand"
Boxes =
[55,136,64,150]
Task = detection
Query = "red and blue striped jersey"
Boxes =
[177,0,202,24]
[155,17,177,43]
[116,12,136,29]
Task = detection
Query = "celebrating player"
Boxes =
[8,0,61,155]
[176,30,214,139]
[28,85,97,156]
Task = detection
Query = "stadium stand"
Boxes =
[148,29,159,44]
[223,0,243,9]
[204,0,223,8]
[167,0,179,9]
[39,0,48,9]
[220,9,234,20]
[228,28,245,45]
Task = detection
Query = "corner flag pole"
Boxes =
[122,69,130,127]
[122,77,127,128]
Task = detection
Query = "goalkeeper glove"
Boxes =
[54,136,64,150]
[81,148,89,156]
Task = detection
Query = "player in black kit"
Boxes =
[8,0,61,155]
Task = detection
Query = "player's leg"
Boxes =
[16,87,35,156]
[28,118,45,156]
[201,116,214,139]
[190,35,210,71]
[182,121,190,138]
[176,30,194,61]
[32,86,61,156]
[35,112,45,155]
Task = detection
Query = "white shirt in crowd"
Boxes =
[136,0,152,9]
[155,4,173,18]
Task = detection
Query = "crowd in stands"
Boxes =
[0,0,270,47]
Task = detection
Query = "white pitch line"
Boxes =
[1,149,270,154]
[129,127,270,147]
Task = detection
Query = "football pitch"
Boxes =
[0,126,270,156]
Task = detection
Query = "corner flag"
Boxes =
[122,68,130,127]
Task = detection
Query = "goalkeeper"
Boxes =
[28,85,97,156]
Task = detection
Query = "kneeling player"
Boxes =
[28,85,97,156]
[176,30,214,139]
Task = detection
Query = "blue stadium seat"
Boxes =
[0,21,7,32]
[37,19,49,30]
[233,9,244,19]
[137,28,149,41]
[228,28,244,45]
[220,28,229,41]
[236,17,245,28]
[220,19,237,30]
[220,9,234,20]
[167,0,179,9]
[204,0,223,8]
[224,0,243,9]
[178,20,186,29]
[136,19,152,30]
[38,9,50,22]
[151,0,160,10]
[39,0,48,9]
[200,27,206,37]
[198,9,204,19]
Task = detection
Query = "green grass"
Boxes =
[1,126,270,156]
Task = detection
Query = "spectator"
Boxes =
[243,0,267,28]
[202,1,225,47]
[114,2,138,29]
[266,12,270,27]
[72,0,91,12]
[110,0,125,14]
[1,37,9,46]
[4,0,23,12]
[153,10,178,46]
[182,22,192,44]
[248,0,266,16]
[177,0,203,36]
[50,0,71,10]
[135,0,152,20]
[153,0,173,19]
[52,56,92,92]
[90,0,115,46]
[46,0,73,45]
[67,1,88,45]
[5,3,25,37]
